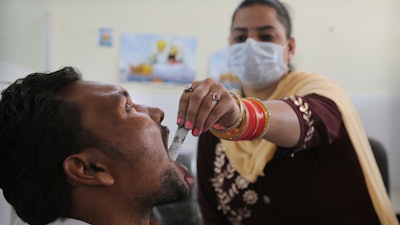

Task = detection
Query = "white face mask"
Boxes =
[228,38,288,89]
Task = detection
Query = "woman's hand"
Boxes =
[177,78,240,136]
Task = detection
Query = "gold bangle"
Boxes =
[211,104,249,140]
[209,91,244,133]
[232,98,258,140]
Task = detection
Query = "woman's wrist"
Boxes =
[210,93,270,141]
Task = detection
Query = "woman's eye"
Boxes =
[125,103,131,112]
[259,34,274,42]
[233,35,247,43]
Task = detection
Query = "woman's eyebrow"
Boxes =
[232,25,275,33]
[255,25,275,31]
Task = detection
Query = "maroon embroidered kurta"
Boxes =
[197,94,380,225]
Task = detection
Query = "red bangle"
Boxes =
[247,97,270,139]
[246,98,266,139]
[234,99,257,140]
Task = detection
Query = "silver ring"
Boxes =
[209,92,221,102]
[183,83,194,92]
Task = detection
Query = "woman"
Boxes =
[177,0,398,224]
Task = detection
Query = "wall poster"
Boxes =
[119,33,197,84]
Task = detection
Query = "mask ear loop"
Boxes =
[282,40,292,73]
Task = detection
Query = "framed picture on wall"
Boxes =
[119,33,197,84]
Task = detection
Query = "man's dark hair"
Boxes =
[0,67,86,225]
[231,0,293,39]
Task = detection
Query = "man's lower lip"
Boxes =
[185,175,195,186]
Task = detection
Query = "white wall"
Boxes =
[0,0,47,72]
[1,0,399,224]
[44,0,400,182]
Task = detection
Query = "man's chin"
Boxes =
[155,167,191,206]
[155,182,191,206]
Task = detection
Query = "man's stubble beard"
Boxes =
[152,167,191,206]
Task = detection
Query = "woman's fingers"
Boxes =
[177,82,196,127]
[177,78,236,136]
[193,87,224,134]
[177,79,210,129]
[205,91,239,130]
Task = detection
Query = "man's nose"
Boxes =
[148,107,165,123]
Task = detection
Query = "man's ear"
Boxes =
[288,37,296,62]
[63,152,114,186]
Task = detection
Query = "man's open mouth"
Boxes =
[160,125,170,151]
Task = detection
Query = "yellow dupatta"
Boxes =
[220,71,398,224]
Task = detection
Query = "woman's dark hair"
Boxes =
[0,67,86,225]
[231,0,293,39]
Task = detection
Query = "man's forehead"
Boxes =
[59,81,129,118]
[60,80,122,97]
[58,82,129,114]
